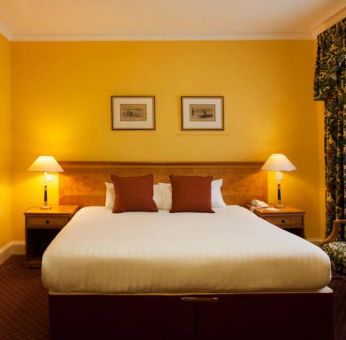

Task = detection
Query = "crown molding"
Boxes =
[11,32,313,42]
[311,0,346,36]
[0,2,343,42]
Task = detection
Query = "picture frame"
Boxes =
[111,96,156,130]
[181,96,224,130]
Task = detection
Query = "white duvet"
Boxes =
[42,206,331,294]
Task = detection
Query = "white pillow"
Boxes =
[105,182,164,210]
[159,183,172,210]
[153,184,163,209]
[211,179,227,208]
[158,179,226,210]
[105,182,115,210]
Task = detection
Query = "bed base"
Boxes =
[49,290,334,340]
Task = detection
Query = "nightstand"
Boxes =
[251,206,305,238]
[25,205,79,268]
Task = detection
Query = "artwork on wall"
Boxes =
[111,96,156,130]
[181,96,224,130]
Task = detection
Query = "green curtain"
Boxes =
[314,18,346,240]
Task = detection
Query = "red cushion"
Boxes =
[111,174,158,213]
[170,175,214,213]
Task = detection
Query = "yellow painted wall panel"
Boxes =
[0,33,12,247]
[11,40,323,239]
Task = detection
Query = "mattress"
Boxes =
[42,206,331,294]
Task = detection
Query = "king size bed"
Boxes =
[42,161,334,340]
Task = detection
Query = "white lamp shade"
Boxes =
[261,153,296,172]
[28,156,64,172]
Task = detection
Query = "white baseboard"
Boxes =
[0,241,25,265]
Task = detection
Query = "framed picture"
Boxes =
[111,96,155,130]
[181,96,224,130]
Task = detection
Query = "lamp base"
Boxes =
[40,205,51,210]
[275,204,284,209]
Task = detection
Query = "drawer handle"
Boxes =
[45,220,50,224]
[181,297,219,303]
[281,219,286,223]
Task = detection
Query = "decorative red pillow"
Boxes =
[111,174,158,213]
[170,175,214,213]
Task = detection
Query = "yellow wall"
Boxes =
[10,40,322,239]
[0,33,12,247]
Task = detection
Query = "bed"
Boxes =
[43,161,334,340]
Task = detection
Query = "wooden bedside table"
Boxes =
[25,205,79,268]
[251,206,305,238]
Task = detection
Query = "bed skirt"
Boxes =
[49,289,334,340]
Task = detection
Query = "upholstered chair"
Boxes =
[320,220,346,275]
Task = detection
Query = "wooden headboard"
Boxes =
[59,161,267,206]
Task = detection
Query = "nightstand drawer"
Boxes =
[27,216,70,227]
[263,215,303,227]
[250,206,305,238]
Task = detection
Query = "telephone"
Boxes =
[251,199,269,208]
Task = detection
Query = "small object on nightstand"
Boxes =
[250,206,305,238]
[251,199,269,208]
[264,207,280,212]
[24,205,79,268]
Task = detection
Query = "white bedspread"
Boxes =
[42,206,331,294]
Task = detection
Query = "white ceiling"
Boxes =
[0,0,345,41]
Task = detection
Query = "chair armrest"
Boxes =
[320,219,346,246]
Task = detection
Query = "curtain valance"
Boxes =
[314,17,346,100]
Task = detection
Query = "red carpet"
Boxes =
[0,256,48,339]
[0,255,345,340]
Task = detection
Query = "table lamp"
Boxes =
[28,156,64,209]
[261,153,296,208]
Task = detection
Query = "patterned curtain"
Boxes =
[314,18,346,240]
